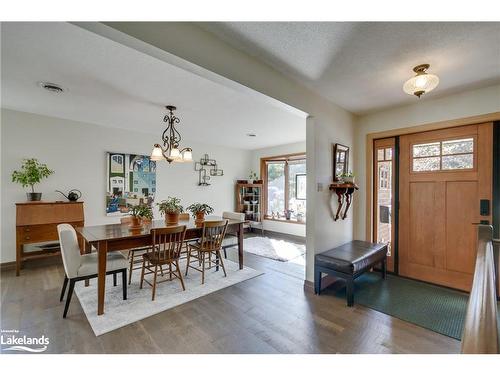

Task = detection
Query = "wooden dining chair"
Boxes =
[57,224,128,318]
[140,225,187,301]
[185,220,229,284]
[120,216,152,285]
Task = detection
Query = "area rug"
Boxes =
[331,272,500,340]
[75,258,263,336]
[243,237,305,262]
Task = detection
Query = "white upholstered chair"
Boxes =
[57,224,128,318]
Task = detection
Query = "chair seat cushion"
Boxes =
[77,252,128,277]
[315,240,387,275]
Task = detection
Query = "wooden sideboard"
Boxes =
[15,201,84,276]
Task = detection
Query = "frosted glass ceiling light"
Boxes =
[403,64,439,98]
[150,105,193,164]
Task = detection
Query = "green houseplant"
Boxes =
[128,204,153,229]
[11,158,54,201]
[341,171,355,184]
[157,196,184,225]
[186,203,214,223]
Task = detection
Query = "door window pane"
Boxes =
[413,142,440,157]
[442,138,473,155]
[377,149,385,161]
[413,157,441,172]
[442,154,474,170]
[385,148,392,160]
[267,162,285,216]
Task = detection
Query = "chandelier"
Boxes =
[403,64,439,98]
[150,105,193,163]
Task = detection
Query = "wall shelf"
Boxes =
[329,182,359,221]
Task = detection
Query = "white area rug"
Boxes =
[243,237,305,262]
[75,258,263,336]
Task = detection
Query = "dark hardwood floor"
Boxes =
[0,232,459,354]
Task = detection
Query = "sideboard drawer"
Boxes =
[17,222,83,243]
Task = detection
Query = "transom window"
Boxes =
[412,137,474,172]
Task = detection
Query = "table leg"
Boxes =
[84,240,92,287]
[238,223,244,270]
[97,240,107,316]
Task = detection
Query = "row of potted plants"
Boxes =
[128,197,214,228]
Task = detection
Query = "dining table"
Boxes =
[76,216,246,315]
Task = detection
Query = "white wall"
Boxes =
[353,84,500,240]
[250,141,306,237]
[95,22,356,281]
[0,109,252,263]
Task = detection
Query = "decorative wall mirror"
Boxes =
[333,143,349,181]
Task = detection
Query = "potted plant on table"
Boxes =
[157,196,184,225]
[186,203,214,224]
[128,204,153,229]
[11,158,54,201]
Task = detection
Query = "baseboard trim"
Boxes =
[0,261,16,271]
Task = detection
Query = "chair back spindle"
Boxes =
[150,226,187,262]
[200,220,229,251]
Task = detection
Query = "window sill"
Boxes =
[264,217,306,225]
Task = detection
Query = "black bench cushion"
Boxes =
[315,240,387,275]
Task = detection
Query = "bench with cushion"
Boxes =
[314,240,387,306]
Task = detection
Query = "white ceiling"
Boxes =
[0,22,306,150]
[199,22,500,114]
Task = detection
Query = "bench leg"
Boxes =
[381,258,387,279]
[346,277,354,307]
[314,269,322,295]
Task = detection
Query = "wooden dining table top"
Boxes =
[76,216,246,242]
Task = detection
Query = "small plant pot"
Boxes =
[141,217,152,225]
[165,212,180,225]
[27,192,42,201]
[344,177,355,184]
[195,212,205,224]
[128,217,143,230]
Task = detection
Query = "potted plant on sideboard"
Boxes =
[157,196,184,225]
[11,158,54,201]
[186,203,214,224]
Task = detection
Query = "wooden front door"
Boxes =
[399,123,493,291]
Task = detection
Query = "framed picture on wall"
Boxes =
[105,152,157,216]
[333,143,349,181]
[295,173,306,200]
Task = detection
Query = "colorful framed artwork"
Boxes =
[106,152,157,216]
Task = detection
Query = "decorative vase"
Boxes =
[27,192,42,201]
[195,212,205,224]
[128,217,143,230]
[166,212,180,225]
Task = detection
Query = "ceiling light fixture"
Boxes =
[38,81,65,93]
[151,105,193,164]
[403,64,439,98]
[246,133,257,137]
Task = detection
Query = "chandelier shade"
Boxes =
[150,105,193,164]
[403,64,439,98]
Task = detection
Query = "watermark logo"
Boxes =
[1,329,49,353]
